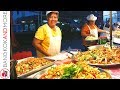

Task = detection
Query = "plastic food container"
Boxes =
[98,36,107,44]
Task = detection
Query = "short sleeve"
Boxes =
[81,24,90,36]
[35,27,45,40]
[59,28,62,36]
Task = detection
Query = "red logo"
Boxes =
[0,68,10,79]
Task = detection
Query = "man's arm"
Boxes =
[98,28,106,33]
[97,27,109,33]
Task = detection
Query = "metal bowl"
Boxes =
[85,39,98,46]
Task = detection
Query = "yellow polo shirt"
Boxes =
[34,24,62,57]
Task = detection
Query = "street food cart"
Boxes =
[10,11,120,79]
[10,43,120,79]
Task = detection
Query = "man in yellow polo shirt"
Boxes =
[32,11,62,58]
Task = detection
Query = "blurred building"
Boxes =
[12,11,103,32]
[12,11,44,32]
[117,11,120,22]
[103,11,119,24]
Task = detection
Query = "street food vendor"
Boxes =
[81,14,108,46]
[32,11,62,58]
[113,22,120,31]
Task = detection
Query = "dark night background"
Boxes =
[11,11,119,57]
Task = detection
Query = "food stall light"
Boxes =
[76,28,80,31]
[57,21,60,23]
[74,19,78,22]
[95,11,97,13]
[43,20,47,23]
[31,20,33,23]
[21,21,26,23]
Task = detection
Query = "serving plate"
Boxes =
[113,37,120,44]
[88,45,104,50]
[44,50,79,61]
[44,53,69,61]
[88,63,120,68]
[32,64,111,79]
[87,45,120,68]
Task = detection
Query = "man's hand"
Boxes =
[89,34,95,37]
[46,53,52,56]
[105,31,110,34]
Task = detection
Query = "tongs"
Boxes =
[65,49,79,63]
[65,50,74,56]
[10,60,18,79]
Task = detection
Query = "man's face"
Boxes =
[47,13,58,28]
[89,20,95,25]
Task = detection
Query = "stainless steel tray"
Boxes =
[16,57,54,78]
